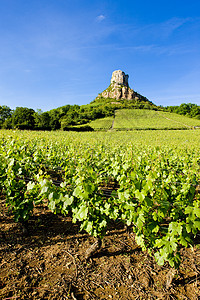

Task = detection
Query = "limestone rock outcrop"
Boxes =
[97,70,142,101]
[111,70,129,87]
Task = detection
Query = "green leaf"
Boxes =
[48,192,54,201]
[170,240,177,251]
[60,181,67,188]
[126,218,132,226]
[168,258,175,268]
[154,238,164,248]
[154,252,165,266]
[63,195,74,210]
[104,203,110,216]
[144,196,153,206]
[168,222,182,235]
[76,204,88,221]
[8,158,15,167]
[85,221,93,234]
[186,222,193,233]
[135,235,146,250]
[41,185,49,194]
[136,213,145,229]
[153,211,158,221]
[81,220,93,234]
[152,225,160,233]
[99,220,107,228]
[135,190,145,202]
[73,185,89,199]
[49,200,55,211]
[73,185,83,198]
[83,182,95,195]
[185,206,193,214]
[179,235,188,247]
[193,221,200,230]
[27,181,35,191]
[194,207,200,218]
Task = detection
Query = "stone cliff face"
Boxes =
[97,70,141,101]
[111,70,129,87]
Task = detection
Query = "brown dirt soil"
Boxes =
[1,198,200,300]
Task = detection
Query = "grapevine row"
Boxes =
[0,134,200,268]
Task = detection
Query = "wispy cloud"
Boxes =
[106,43,196,56]
[96,15,106,22]
[111,17,193,43]
[159,17,191,38]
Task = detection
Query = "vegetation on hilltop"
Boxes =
[0,100,200,131]
[0,97,156,131]
[164,103,200,119]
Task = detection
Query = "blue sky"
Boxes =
[0,0,200,111]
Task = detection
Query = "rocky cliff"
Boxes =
[96,70,144,101]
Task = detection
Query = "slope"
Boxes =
[87,109,200,130]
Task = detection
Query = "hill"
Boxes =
[51,70,158,131]
[86,109,200,131]
[1,70,200,131]
[90,69,155,108]
[55,70,200,131]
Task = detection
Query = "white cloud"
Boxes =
[96,15,106,22]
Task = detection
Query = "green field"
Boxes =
[0,129,200,268]
[113,109,200,130]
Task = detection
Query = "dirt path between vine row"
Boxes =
[0,197,200,300]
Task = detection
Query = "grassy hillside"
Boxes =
[88,109,200,130]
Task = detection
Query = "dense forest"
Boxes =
[0,101,200,131]
[164,103,200,119]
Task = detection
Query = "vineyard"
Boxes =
[88,117,114,130]
[113,109,200,130]
[87,109,200,130]
[0,129,200,299]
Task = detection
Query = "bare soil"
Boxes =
[1,197,200,300]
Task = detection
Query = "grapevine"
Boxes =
[0,130,199,268]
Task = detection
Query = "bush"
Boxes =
[34,126,52,131]
[15,124,34,130]
[63,125,94,132]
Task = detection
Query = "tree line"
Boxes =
[0,102,199,131]
[0,98,156,131]
[164,103,200,119]
[0,104,116,131]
